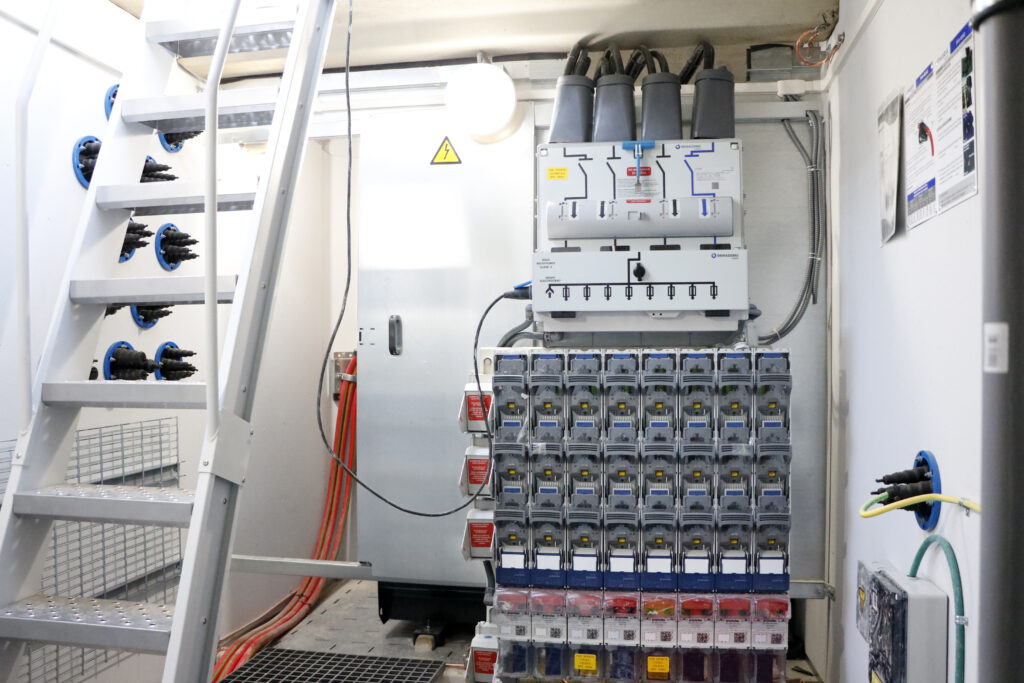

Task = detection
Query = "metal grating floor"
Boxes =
[221,649,444,683]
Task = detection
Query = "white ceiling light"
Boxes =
[445,61,519,142]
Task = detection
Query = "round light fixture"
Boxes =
[445,62,519,142]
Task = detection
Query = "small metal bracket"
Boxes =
[198,411,253,485]
[333,351,356,399]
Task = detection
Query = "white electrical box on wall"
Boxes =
[533,139,748,333]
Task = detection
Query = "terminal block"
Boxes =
[566,506,603,588]
[754,494,791,592]
[718,351,753,443]
[752,595,790,651]
[567,591,605,680]
[494,508,530,586]
[493,588,532,679]
[605,353,640,443]
[681,351,716,375]
[530,590,568,681]
[606,351,640,375]
[604,592,642,681]
[567,442,602,508]
[530,506,566,587]
[715,596,754,683]
[680,443,714,496]
[641,507,677,590]
[679,595,716,683]
[679,494,716,591]
[531,352,566,443]
[718,443,754,499]
[641,442,677,502]
[494,443,529,508]
[604,508,641,589]
[531,443,565,508]
[755,443,791,499]
[642,352,677,443]
[641,594,678,673]
[493,353,529,443]
[755,368,791,444]
[567,376,602,443]
[606,443,641,509]
[755,351,789,374]
[680,398,714,444]
[716,497,753,592]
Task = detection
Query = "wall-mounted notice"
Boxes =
[902,23,977,229]
[877,91,903,243]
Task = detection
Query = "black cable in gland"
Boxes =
[154,224,198,271]
[155,342,197,381]
[160,130,202,152]
[140,156,178,183]
[105,304,124,317]
[120,219,153,262]
[130,305,173,329]
[72,136,102,188]
[102,341,158,380]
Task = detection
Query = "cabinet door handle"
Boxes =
[388,315,402,356]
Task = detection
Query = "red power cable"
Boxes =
[213,357,356,680]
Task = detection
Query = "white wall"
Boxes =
[829,0,982,681]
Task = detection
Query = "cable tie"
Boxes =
[338,373,357,383]
[954,615,969,626]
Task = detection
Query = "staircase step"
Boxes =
[13,485,194,527]
[41,381,206,409]
[0,595,172,653]
[95,182,255,216]
[121,87,278,134]
[147,15,293,58]
[70,275,236,305]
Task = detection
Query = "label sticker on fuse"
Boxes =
[984,322,1009,373]
[647,655,671,679]
[574,653,597,672]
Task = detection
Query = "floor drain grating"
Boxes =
[221,648,444,683]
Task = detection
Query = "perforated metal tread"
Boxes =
[221,649,444,683]
[0,595,173,653]
[121,88,278,134]
[13,484,194,527]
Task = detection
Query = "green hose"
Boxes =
[908,534,965,683]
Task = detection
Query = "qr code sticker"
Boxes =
[697,633,710,644]
[550,628,562,639]
[660,631,673,642]
[624,630,636,641]
[587,628,600,640]
[514,625,526,636]
[771,633,784,645]
[734,632,746,644]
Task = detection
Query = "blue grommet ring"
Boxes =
[154,341,178,380]
[130,305,158,329]
[103,341,133,380]
[914,450,942,531]
[159,133,183,153]
[104,84,118,120]
[72,136,100,189]
[154,223,181,271]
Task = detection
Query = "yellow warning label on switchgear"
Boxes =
[430,137,461,164]
[547,167,568,179]
[647,655,670,678]
[574,653,597,672]
[871,671,883,683]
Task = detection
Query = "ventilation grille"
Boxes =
[222,649,444,683]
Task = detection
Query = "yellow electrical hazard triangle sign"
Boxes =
[430,136,461,165]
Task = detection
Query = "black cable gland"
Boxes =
[80,141,102,156]
[876,465,931,485]
[105,305,123,316]
[143,160,172,173]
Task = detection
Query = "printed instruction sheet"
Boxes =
[903,22,977,229]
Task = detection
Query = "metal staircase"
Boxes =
[0,1,337,680]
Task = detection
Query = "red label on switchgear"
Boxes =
[474,649,497,674]
[626,166,652,176]
[468,458,491,485]
[469,521,494,548]
[467,393,492,421]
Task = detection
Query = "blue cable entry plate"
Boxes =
[752,573,790,593]
[104,84,118,120]
[102,340,132,380]
[72,136,100,189]
[153,341,178,380]
[159,132,183,153]
[678,572,715,592]
[154,223,181,271]
[130,305,158,330]
[914,449,942,531]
